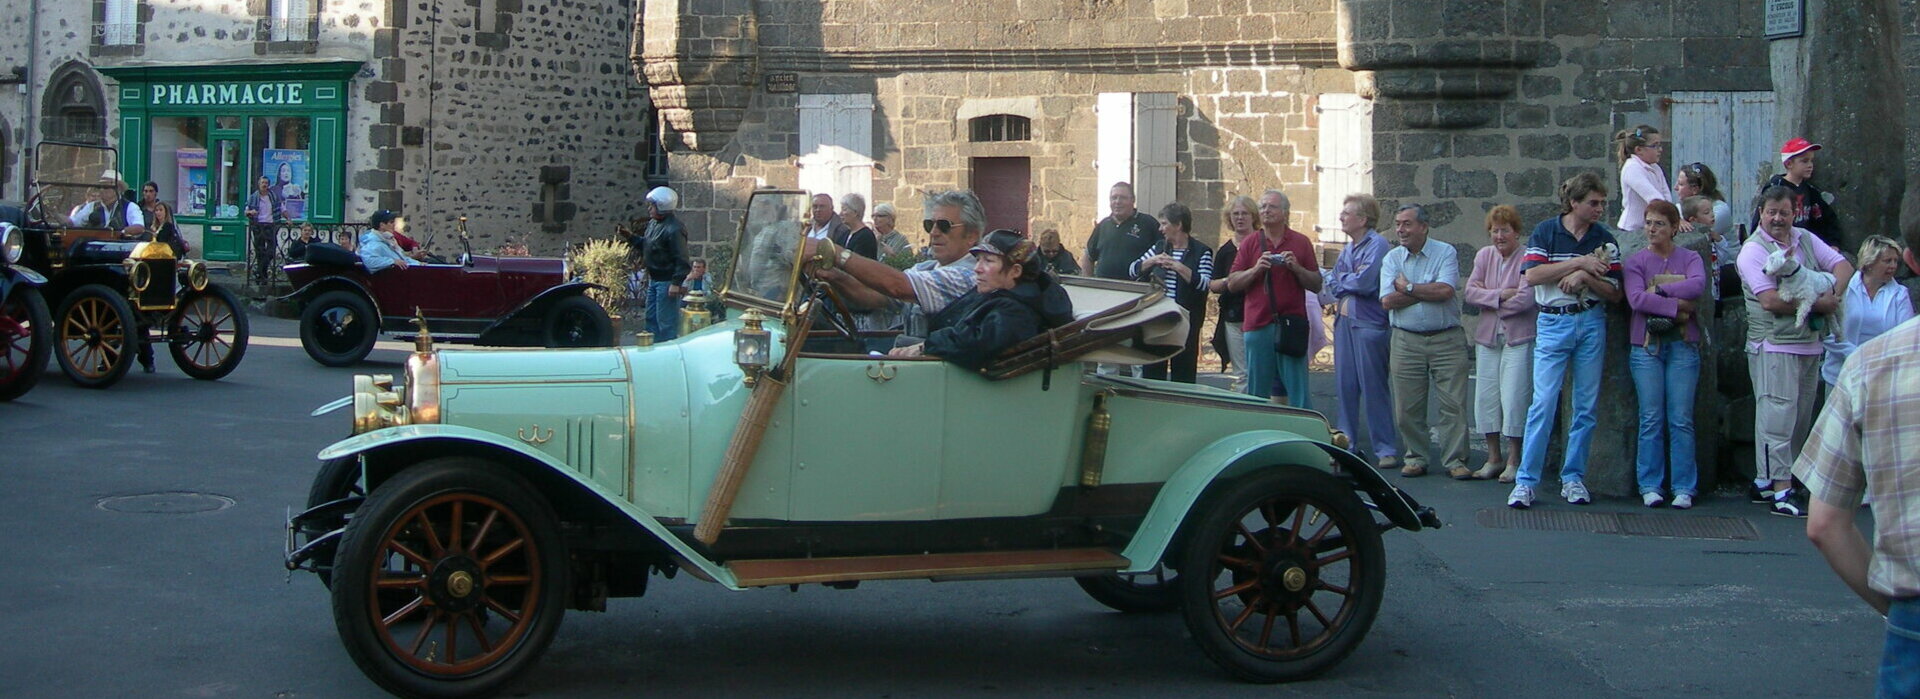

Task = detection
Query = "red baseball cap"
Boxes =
[1780,137,1821,164]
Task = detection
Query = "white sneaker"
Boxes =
[1671,493,1694,510]
[1507,484,1535,509]
[1642,491,1666,508]
[1562,481,1591,505]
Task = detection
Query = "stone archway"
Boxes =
[42,62,108,145]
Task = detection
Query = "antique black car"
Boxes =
[17,142,249,388]
[0,217,51,401]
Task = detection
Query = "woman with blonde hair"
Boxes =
[1208,195,1258,390]
[1464,205,1536,482]
[1821,235,1914,385]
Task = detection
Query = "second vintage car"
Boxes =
[281,218,614,366]
[286,190,1439,698]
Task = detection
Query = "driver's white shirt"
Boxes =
[69,199,145,229]
[904,256,975,315]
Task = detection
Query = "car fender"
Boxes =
[281,275,378,315]
[316,423,741,587]
[477,282,601,341]
[2,265,47,298]
[1116,430,1430,574]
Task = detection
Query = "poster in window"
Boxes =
[176,148,208,217]
[264,148,308,221]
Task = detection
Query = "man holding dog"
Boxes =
[1738,185,1853,518]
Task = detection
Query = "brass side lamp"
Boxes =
[734,308,771,386]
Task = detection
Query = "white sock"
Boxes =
[1774,488,1792,501]
[1755,478,1773,490]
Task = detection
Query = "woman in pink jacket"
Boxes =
[1623,200,1707,509]
[1464,205,1538,482]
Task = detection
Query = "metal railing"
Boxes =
[245,222,364,288]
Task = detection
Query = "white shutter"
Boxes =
[1669,91,1733,204]
[1314,94,1373,246]
[1730,92,1777,222]
[271,0,313,41]
[103,0,137,44]
[1095,92,1133,225]
[1132,93,1177,217]
[797,94,874,210]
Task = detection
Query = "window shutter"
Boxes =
[797,94,874,208]
[1131,92,1177,217]
[1314,93,1373,246]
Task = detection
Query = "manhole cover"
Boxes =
[1475,508,1760,541]
[96,492,235,514]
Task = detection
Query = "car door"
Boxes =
[786,355,945,521]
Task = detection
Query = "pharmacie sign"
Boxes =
[148,81,308,107]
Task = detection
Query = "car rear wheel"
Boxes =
[0,286,52,401]
[1177,466,1385,683]
[542,295,613,348]
[1075,565,1181,613]
[55,283,138,389]
[167,285,250,380]
[332,458,568,698]
[301,290,378,367]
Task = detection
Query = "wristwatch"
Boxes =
[836,244,854,267]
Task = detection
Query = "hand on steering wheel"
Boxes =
[808,278,863,344]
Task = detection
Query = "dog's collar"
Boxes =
[1777,265,1800,278]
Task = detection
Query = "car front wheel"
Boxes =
[167,285,250,380]
[0,285,52,401]
[301,290,378,367]
[55,283,138,389]
[542,295,613,348]
[1177,466,1385,683]
[332,458,569,698]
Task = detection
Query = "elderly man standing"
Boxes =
[1225,190,1321,407]
[1085,181,1161,280]
[1324,193,1400,470]
[1742,184,1854,517]
[1797,195,1920,697]
[641,186,693,341]
[806,193,849,242]
[808,190,986,339]
[1377,204,1469,479]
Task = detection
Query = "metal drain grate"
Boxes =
[1475,508,1760,541]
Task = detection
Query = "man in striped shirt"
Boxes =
[1797,203,1920,696]
[807,190,983,339]
[1508,172,1624,509]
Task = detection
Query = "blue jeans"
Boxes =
[1628,342,1700,496]
[1517,307,1605,488]
[1884,598,1920,699]
[646,280,679,341]
[1244,324,1312,410]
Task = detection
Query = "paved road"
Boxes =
[0,316,1883,697]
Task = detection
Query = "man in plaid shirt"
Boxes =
[1798,197,1920,697]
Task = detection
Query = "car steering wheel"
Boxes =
[807,278,863,345]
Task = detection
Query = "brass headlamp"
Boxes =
[733,308,771,386]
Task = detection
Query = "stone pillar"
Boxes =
[1769,0,1905,254]
[632,0,758,153]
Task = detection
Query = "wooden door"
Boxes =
[970,156,1031,235]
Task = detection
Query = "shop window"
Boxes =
[969,114,1031,143]
[270,0,315,42]
[149,117,209,217]
[251,116,313,221]
[99,0,140,46]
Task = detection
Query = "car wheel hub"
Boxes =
[426,556,485,613]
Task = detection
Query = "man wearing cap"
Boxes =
[888,229,1074,370]
[641,186,692,341]
[1750,137,1842,249]
[357,210,411,273]
[68,170,146,237]
[806,189,985,339]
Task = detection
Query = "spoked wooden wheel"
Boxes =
[0,285,51,401]
[167,285,250,380]
[333,459,568,698]
[55,283,138,389]
[1178,466,1384,683]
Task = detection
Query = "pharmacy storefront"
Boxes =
[99,61,358,261]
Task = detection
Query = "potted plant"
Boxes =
[568,237,635,338]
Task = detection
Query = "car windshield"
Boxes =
[33,143,120,229]
[726,191,811,309]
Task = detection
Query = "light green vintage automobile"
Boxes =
[286,189,1440,698]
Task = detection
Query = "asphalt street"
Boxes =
[0,314,1885,697]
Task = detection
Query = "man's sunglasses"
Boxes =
[923,218,957,234]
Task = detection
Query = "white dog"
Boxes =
[1762,246,1842,341]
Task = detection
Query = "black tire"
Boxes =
[167,285,250,380]
[301,290,378,367]
[0,285,52,401]
[1177,466,1385,683]
[54,283,138,389]
[332,458,568,698]
[1075,565,1181,613]
[542,295,613,348]
[302,456,365,589]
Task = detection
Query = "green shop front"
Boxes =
[99,61,359,262]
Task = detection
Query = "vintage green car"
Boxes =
[287,189,1440,698]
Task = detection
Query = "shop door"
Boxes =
[970,157,1031,235]
[200,139,248,262]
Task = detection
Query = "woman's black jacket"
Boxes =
[924,276,1075,371]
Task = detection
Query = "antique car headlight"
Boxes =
[182,259,210,291]
[352,374,406,434]
[1,223,20,264]
[733,308,771,386]
[129,260,152,292]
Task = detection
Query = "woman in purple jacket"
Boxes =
[1623,200,1707,509]
[1464,205,1538,483]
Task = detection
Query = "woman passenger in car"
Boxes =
[889,229,1074,370]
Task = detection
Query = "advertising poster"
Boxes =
[176,148,208,217]
[263,148,308,221]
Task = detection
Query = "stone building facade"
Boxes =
[1,0,653,260]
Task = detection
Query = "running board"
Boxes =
[727,548,1129,587]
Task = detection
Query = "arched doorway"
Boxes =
[43,62,107,145]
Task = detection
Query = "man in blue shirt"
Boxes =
[357,210,411,273]
[1324,193,1399,470]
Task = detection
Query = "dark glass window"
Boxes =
[969,114,1031,143]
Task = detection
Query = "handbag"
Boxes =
[1261,237,1309,357]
